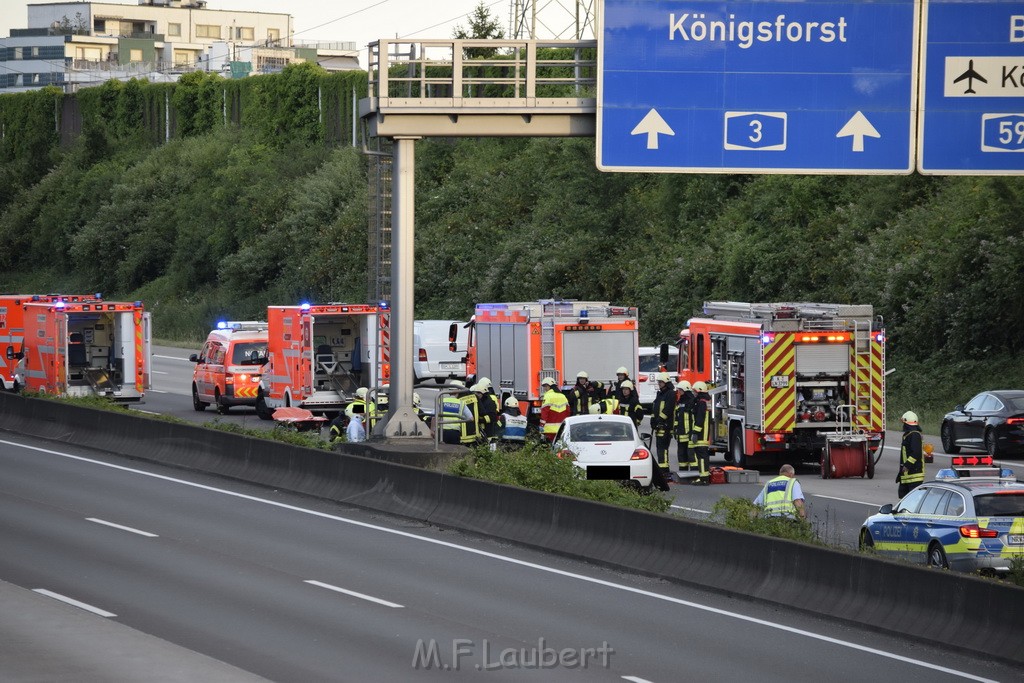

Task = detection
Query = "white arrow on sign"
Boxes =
[836,111,881,152]
[631,109,674,150]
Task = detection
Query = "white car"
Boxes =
[637,345,679,407]
[553,414,653,490]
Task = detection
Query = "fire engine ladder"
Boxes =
[540,317,558,387]
[850,319,874,427]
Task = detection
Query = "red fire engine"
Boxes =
[258,302,390,417]
[677,301,886,470]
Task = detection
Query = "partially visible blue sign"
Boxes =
[597,0,918,174]
[919,0,1024,174]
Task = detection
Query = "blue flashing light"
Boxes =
[378,300,390,310]
[1001,468,1015,479]
[54,301,66,309]
[875,332,885,343]
[216,321,228,329]
[94,292,102,300]
[134,300,142,307]
[935,468,958,480]
[579,309,589,318]
[761,333,775,346]
[300,302,311,311]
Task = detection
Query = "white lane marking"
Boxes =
[152,370,169,375]
[33,589,117,617]
[0,438,998,683]
[671,505,711,514]
[145,390,169,395]
[86,517,158,537]
[133,409,161,415]
[622,677,654,683]
[812,494,880,507]
[304,580,403,608]
[153,354,192,362]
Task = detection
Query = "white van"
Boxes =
[637,345,679,407]
[414,320,467,383]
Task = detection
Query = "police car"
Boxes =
[859,457,1024,574]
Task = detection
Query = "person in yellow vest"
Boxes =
[440,382,479,446]
[898,410,925,497]
[539,377,570,443]
[754,464,806,519]
[350,387,378,432]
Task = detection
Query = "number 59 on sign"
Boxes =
[982,114,1024,152]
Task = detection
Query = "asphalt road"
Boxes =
[138,345,1024,550]
[1,431,1018,682]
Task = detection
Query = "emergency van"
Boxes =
[5,295,151,402]
[677,301,885,468]
[462,300,640,418]
[190,321,268,414]
[1,294,90,391]
[258,302,389,418]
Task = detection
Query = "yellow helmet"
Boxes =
[541,377,556,387]
[693,381,708,392]
[619,380,634,390]
[902,411,919,425]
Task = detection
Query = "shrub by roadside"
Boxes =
[710,496,819,544]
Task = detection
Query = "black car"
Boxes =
[941,390,1024,457]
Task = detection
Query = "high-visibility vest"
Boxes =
[501,413,528,442]
[900,429,925,484]
[674,398,693,442]
[691,398,710,447]
[540,389,570,438]
[441,394,478,444]
[762,476,798,518]
[599,396,619,414]
[350,398,378,430]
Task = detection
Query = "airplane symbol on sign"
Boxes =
[953,59,987,94]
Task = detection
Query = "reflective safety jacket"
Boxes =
[540,389,570,439]
[568,382,591,416]
[651,383,676,436]
[900,425,925,485]
[690,394,711,447]
[594,396,619,415]
[761,475,799,518]
[349,398,378,431]
[501,412,528,442]
[440,392,479,445]
[674,390,695,443]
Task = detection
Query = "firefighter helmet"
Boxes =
[620,380,634,390]
[589,404,601,414]
[470,383,483,393]
[577,370,589,380]
[678,380,692,392]
[504,396,519,408]
[616,366,629,375]
[478,377,492,390]
[355,387,369,399]
[344,403,358,418]
[901,411,919,425]
[693,381,708,392]
[541,377,556,387]
[657,372,671,383]
[450,379,465,387]
[413,392,421,406]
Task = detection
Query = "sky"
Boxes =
[0,0,499,65]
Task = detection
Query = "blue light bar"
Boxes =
[875,332,885,343]
[216,321,228,329]
[95,292,102,299]
[300,303,311,311]
[935,468,958,480]
[762,333,775,346]
[378,300,390,310]
[54,301,66,309]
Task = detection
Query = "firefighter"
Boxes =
[477,377,502,423]
[898,410,925,497]
[328,411,347,444]
[568,371,591,415]
[539,377,570,443]
[617,380,644,429]
[592,387,619,415]
[651,372,676,476]
[440,383,479,446]
[674,380,697,471]
[690,381,712,485]
[613,366,632,394]
[351,387,378,432]
[501,396,528,444]
[473,382,499,445]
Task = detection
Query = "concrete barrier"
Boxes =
[1,392,1021,665]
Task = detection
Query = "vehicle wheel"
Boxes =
[985,428,1001,458]
[941,422,960,454]
[927,542,949,570]
[728,424,746,467]
[859,528,874,551]
[866,453,875,480]
[215,389,229,415]
[192,385,207,411]
[255,390,274,421]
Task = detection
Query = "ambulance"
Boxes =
[190,321,268,414]
[5,294,151,402]
[258,302,389,418]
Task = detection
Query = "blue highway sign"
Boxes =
[597,0,918,174]
[919,0,1024,174]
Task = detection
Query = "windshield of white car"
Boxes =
[570,422,634,442]
[973,492,1024,517]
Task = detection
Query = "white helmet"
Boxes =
[616,366,628,375]
[902,410,919,425]
[470,383,484,393]
[541,377,556,387]
[678,380,692,391]
[344,403,358,418]
[619,380,634,390]
[478,377,492,390]
[588,404,601,414]
[504,396,519,408]
[355,387,369,399]
[657,372,671,383]
[693,381,707,392]
[450,379,465,387]
[576,370,589,379]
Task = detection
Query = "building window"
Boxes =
[267,28,280,44]
[130,49,143,62]
[168,23,181,37]
[31,47,39,57]
[236,26,254,41]
[196,24,221,39]
[173,50,193,65]
[14,48,23,60]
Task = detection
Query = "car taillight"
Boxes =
[638,376,648,382]
[959,524,999,539]
[630,448,650,460]
[382,363,391,379]
[418,348,428,361]
[952,456,993,466]
[224,374,234,384]
[1007,417,1024,425]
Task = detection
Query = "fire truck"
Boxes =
[462,300,640,417]
[258,302,390,418]
[677,301,886,469]
[3,294,151,402]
